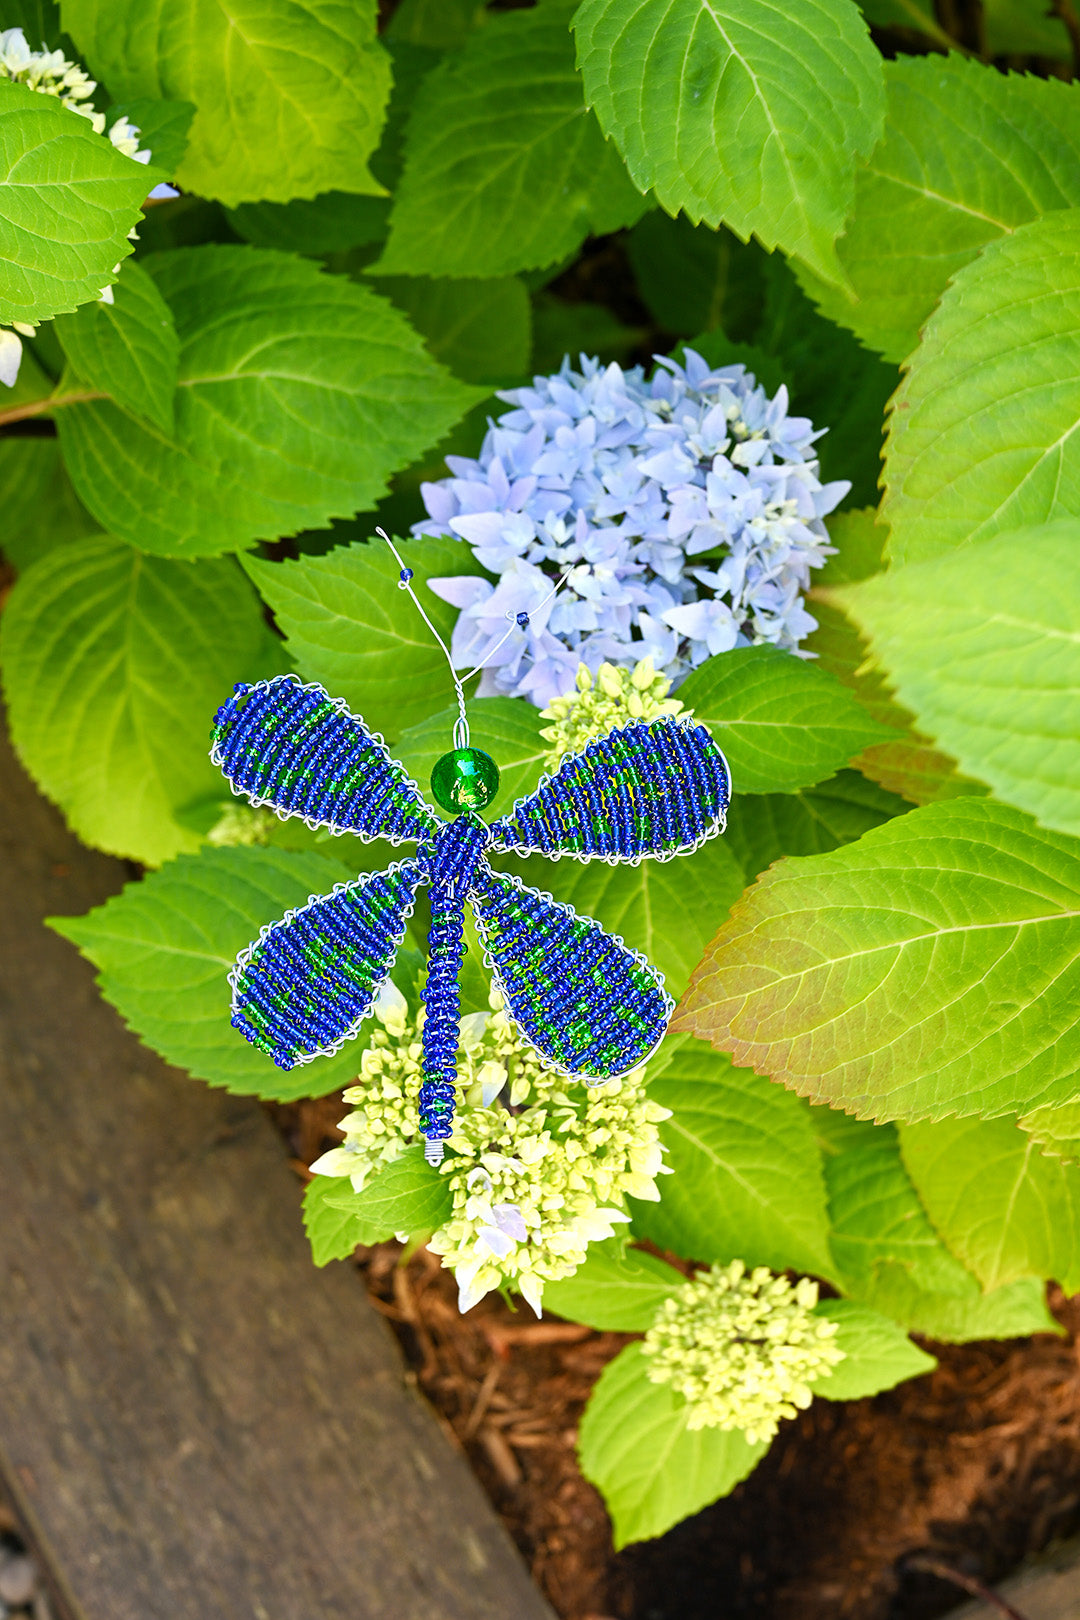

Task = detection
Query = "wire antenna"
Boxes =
[375,527,571,749]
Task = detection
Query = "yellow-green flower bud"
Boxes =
[642,1261,845,1444]
[539,658,685,771]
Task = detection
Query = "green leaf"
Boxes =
[531,293,646,374]
[61,0,392,206]
[0,536,283,865]
[630,1038,836,1279]
[677,645,895,794]
[323,1145,453,1241]
[397,697,546,817]
[754,261,897,510]
[811,1300,935,1399]
[304,1175,370,1266]
[50,846,390,1100]
[859,0,952,41]
[799,57,1080,363]
[374,0,645,278]
[226,191,391,257]
[836,522,1080,837]
[900,1116,1080,1296]
[983,0,1071,59]
[244,534,477,743]
[816,1109,1059,1341]
[107,98,194,174]
[56,246,483,557]
[385,0,485,50]
[815,508,886,588]
[626,212,768,340]
[0,438,100,572]
[804,594,991,808]
[54,257,178,432]
[882,211,1080,567]
[723,770,908,881]
[500,834,745,998]
[543,1239,683,1330]
[222,41,439,257]
[1019,1100,1080,1165]
[573,0,886,283]
[0,77,158,325]
[676,798,1080,1124]
[377,276,531,387]
[0,0,65,45]
[578,1342,767,1547]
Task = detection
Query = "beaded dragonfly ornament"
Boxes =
[210,535,731,1166]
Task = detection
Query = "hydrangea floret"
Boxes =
[416,349,848,706]
[642,1261,845,1443]
[206,801,278,847]
[309,981,672,1317]
[539,657,684,772]
[0,24,177,385]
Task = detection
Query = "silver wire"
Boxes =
[375,527,572,751]
[376,527,470,747]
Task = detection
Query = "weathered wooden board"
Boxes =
[0,719,553,1620]
[950,1537,1080,1619]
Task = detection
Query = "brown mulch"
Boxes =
[275,1094,1080,1620]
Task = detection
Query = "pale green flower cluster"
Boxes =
[206,802,278,847]
[642,1261,845,1443]
[310,981,672,1317]
[539,658,685,771]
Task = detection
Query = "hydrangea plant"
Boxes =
[2,0,1076,1566]
[0,24,173,385]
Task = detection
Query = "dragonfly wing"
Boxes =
[231,859,423,1069]
[212,674,439,844]
[487,716,730,863]
[469,865,672,1081]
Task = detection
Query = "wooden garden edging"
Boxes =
[0,718,554,1620]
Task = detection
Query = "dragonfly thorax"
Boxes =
[429,746,500,813]
[421,813,491,895]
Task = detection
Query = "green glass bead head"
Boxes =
[430,747,500,814]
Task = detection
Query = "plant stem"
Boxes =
[903,1554,1032,1620]
[0,388,105,429]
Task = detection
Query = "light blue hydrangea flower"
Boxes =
[416,349,849,706]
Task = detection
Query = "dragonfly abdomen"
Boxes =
[419,884,467,1164]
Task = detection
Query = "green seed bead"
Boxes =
[430,747,500,814]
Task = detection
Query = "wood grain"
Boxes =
[0,719,553,1620]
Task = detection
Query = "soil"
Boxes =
[275,1093,1080,1620]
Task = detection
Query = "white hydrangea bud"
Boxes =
[642,1261,846,1443]
[0,327,23,389]
[108,114,151,164]
[539,658,685,771]
[0,29,149,161]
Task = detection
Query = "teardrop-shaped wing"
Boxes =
[212,674,439,844]
[487,717,730,863]
[231,860,423,1069]
[469,866,673,1080]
